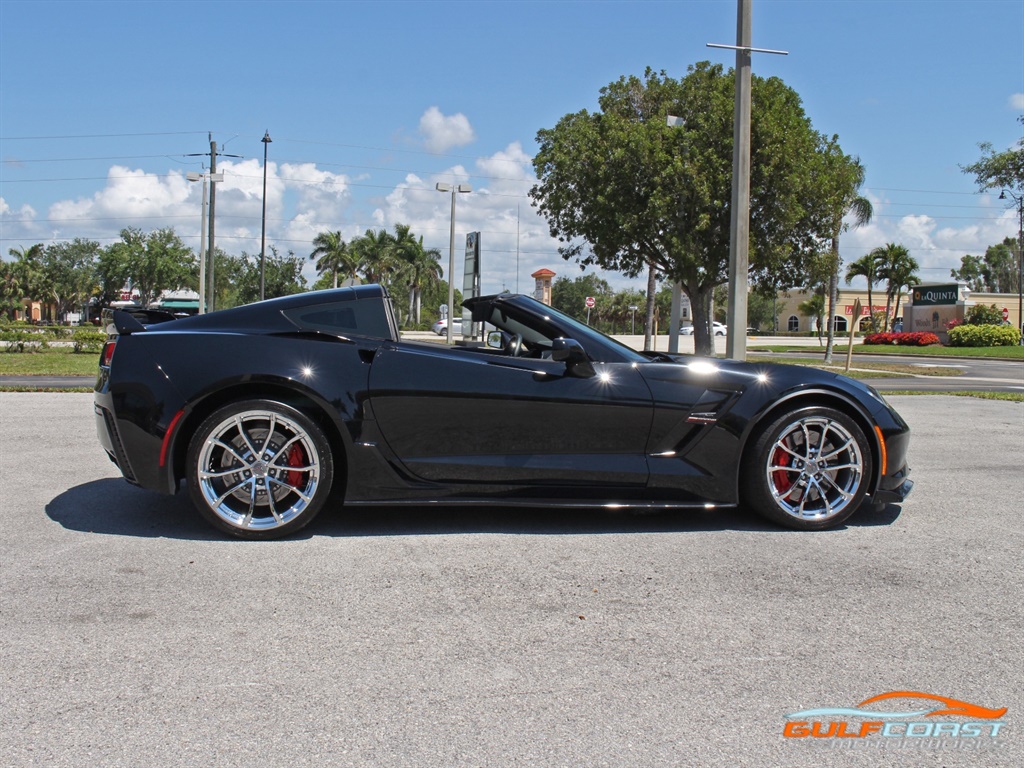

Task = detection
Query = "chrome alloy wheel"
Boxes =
[764,415,865,523]
[195,408,323,532]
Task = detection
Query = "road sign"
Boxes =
[1003,307,1010,321]
[585,296,596,308]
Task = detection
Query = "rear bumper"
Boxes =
[95,401,138,484]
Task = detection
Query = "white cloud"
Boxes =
[418,107,476,154]
[1010,92,1024,110]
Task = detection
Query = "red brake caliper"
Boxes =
[771,444,793,494]
[286,444,306,487]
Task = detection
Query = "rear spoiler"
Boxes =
[102,307,177,336]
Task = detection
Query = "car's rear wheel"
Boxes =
[186,400,333,539]
[741,406,872,530]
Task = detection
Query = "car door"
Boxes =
[366,341,653,495]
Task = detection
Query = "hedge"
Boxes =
[947,324,1021,347]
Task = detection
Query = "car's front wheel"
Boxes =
[741,406,872,530]
[186,400,334,539]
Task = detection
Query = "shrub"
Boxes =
[965,304,1005,326]
[72,328,105,353]
[863,331,940,346]
[947,324,1021,347]
[0,330,49,352]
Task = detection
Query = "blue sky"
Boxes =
[1,0,1022,295]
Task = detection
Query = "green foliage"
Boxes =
[960,117,1024,195]
[97,228,194,306]
[34,239,100,321]
[965,303,1006,326]
[215,247,308,309]
[947,323,1021,347]
[747,289,781,331]
[872,243,919,330]
[530,63,863,354]
[0,329,49,352]
[309,231,356,289]
[71,328,105,353]
[951,239,1021,294]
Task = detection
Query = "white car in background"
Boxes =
[431,317,463,336]
[679,321,727,336]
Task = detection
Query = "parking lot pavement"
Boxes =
[1,393,1022,768]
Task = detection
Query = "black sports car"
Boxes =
[94,284,912,539]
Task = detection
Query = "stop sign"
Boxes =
[585,296,596,308]
[1003,307,1010,321]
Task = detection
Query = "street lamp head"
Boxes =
[186,172,202,182]
[457,184,472,194]
[262,131,272,144]
[1000,190,1007,200]
[435,182,452,193]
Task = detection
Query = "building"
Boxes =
[773,284,1021,338]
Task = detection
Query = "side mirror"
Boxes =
[551,338,595,378]
[486,331,505,350]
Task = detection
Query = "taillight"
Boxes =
[101,339,117,367]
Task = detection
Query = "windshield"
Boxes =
[471,295,649,364]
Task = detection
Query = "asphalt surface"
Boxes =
[1,393,1022,767]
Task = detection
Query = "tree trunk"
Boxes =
[824,238,839,364]
[686,283,715,357]
[643,263,656,352]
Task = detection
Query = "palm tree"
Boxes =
[798,293,826,342]
[824,158,872,362]
[350,228,396,286]
[309,231,357,288]
[845,251,881,333]
[7,244,45,319]
[874,243,920,330]
[391,224,441,325]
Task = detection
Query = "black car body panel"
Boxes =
[95,285,912,534]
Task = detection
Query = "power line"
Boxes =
[0,131,211,141]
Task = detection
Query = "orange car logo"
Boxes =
[787,690,1006,720]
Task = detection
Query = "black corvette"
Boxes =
[94,284,912,539]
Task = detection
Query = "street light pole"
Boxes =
[260,131,272,301]
[436,182,472,345]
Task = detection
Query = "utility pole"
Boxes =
[187,135,241,313]
[207,135,217,312]
[708,0,787,361]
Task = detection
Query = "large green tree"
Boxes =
[531,63,854,356]
[38,238,100,321]
[97,227,194,306]
[951,237,1021,294]
[960,117,1024,197]
[551,273,614,328]
[232,247,307,306]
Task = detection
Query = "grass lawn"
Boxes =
[750,343,1024,360]
[883,390,1024,403]
[743,356,963,378]
[0,348,99,376]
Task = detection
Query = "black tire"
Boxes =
[186,400,334,539]
[741,406,872,531]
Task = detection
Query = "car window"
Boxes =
[283,301,393,339]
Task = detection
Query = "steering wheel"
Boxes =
[505,332,523,357]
